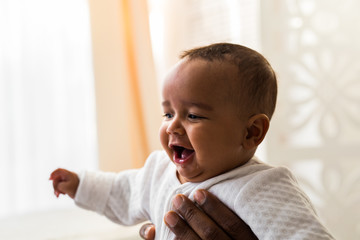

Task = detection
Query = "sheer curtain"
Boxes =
[148,0,261,84]
[87,0,161,172]
[0,0,97,218]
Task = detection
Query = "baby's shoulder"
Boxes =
[245,157,296,180]
[211,160,299,195]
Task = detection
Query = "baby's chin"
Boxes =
[176,166,211,184]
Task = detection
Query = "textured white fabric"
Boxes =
[75,150,334,239]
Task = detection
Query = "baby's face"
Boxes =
[159,59,250,183]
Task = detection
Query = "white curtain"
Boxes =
[148,0,261,85]
[0,0,98,218]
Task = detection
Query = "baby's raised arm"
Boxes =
[50,168,79,199]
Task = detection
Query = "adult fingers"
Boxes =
[164,211,201,240]
[194,189,258,240]
[170,194,232,240]
[139,223,156,240]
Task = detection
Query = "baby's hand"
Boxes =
[49,168,79,199]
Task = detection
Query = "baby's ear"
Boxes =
[243,114,270,150]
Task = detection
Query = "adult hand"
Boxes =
[139,223,156,240]
[139,189,257,240]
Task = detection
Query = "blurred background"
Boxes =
[0,0,359,239]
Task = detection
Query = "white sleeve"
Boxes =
[235,167,335,240]
[74,170,149,225]
[74,151,164,226]
[74,171,117,215]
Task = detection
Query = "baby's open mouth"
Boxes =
[171,145,195,163]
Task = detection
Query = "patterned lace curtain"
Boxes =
[262,1,360,239]
[0,0,97,218]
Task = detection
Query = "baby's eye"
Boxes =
[188,114,203,120]
[163,113,173,119]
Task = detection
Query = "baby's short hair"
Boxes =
[180,43,277,120]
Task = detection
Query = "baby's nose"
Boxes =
[166,118,185,135]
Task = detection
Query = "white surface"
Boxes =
[0,207,143,240]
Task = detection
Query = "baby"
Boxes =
[50,43,334,239]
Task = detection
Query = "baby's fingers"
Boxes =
[50,168,69,181]
[50,168,79,199]
[56,181,76,198]
[52,177,65,197]
[50,168,68,197]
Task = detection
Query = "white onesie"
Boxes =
[75,150,334,240]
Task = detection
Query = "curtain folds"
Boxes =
[88,0,161,171]
[0,0,97,218]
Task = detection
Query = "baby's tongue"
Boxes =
[181,148,194,159]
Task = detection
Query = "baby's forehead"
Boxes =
[165,58,243,89]
[182,58,239,80]
[164,59,247,104]
[163,59,240,89]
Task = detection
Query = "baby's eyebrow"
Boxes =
[162,101,170,107]
[161,100,213,111]
[182,101,213,111]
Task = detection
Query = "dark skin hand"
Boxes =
[140,189,258,240]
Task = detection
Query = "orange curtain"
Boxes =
[88,0,162,171]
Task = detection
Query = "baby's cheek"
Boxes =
[159,124,169,148]
[160,125,175,162]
